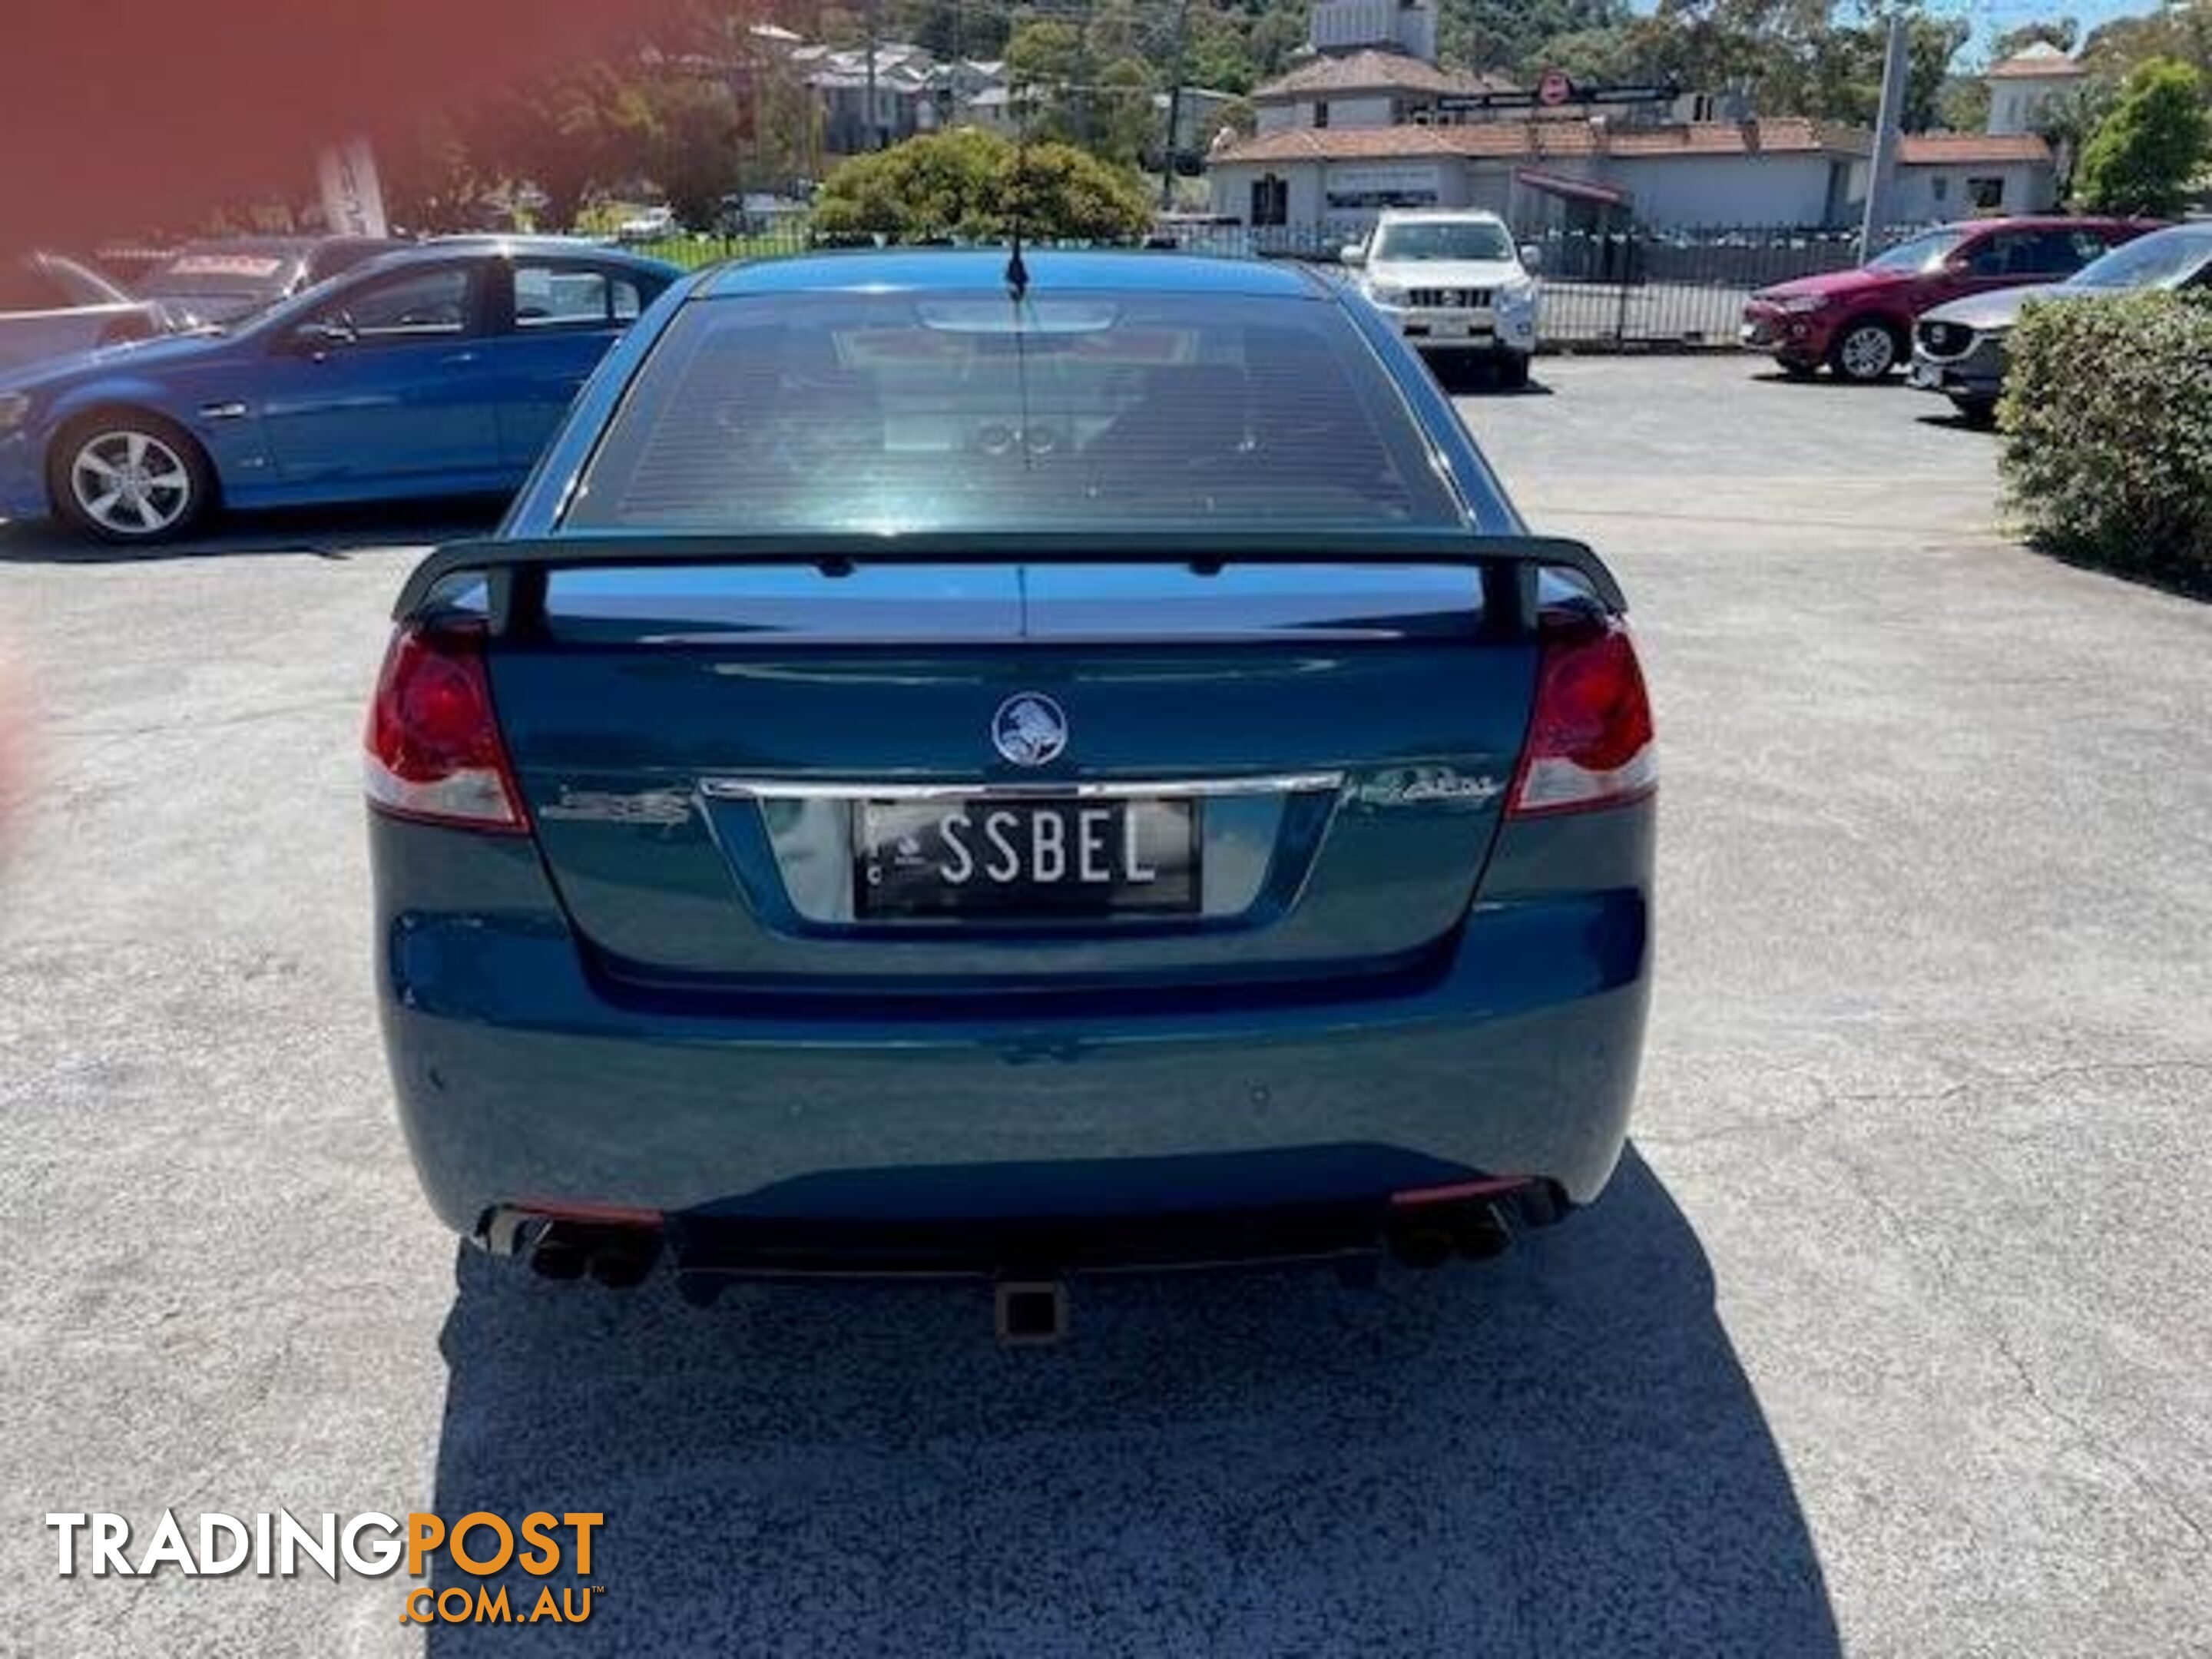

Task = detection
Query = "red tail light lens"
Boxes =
[363,624,525,833]
[1507,613,1656,817]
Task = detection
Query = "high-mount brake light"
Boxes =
[1506,611,1656,817]
[363,622,527,833]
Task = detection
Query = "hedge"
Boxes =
[1999,289,2212,596]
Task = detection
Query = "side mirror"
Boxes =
[1518,243,1544,273]
[1340,243,1366,267]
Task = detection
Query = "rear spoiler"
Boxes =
[392,531,1626,634]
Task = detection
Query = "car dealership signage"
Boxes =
[1324,162,1443,210]
[316,137,389,238]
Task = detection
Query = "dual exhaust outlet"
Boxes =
[512,1184,1561,1343]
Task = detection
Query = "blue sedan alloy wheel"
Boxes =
[50,414,211,543]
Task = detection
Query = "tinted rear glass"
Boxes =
[565,289,1461,533]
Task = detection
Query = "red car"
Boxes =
[1741,217,2159,382]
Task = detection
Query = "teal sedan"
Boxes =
[368,250,1654,1337]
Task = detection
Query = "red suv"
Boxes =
[1742,217,2159,382]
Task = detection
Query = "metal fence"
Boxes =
[628,221,1906,349]
[98,222,1906,350]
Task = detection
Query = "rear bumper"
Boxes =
[374,806,1651,1237]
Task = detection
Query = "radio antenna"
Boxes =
[1006,86,1031,301]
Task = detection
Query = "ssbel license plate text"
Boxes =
[856,798,1199,916]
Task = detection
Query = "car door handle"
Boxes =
[439,350,479,368]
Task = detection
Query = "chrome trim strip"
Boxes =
[699,772,1345,803]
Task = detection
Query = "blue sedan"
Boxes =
[367,250,1654,1335]
[0,237,677,542]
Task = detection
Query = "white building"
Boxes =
[1251,48,1514,136]
[1889,134,2058,222]
[1310,0,1439,63]
[1985,41,2088,137]
[1209,28,2061,233]
[1210,118,1870,234]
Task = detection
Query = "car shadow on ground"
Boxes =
[1745,369,1912,390]
[1428,359,1552,398]
[422,1148,1838,1656]
[1915,410,1997,435]
[0,497,503,565]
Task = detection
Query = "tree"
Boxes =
[1185,8,1258,94]
[482,61,657,231]
[643,72,743,230]
[1005,17,1085,89]
[1005,17,1089,140]
[810,127,1151,242]
[1936,72,1990,134]
[1097,56,1161,170]
[380,112,489,234]
[1441,0,1633,77]
[2076,58,2209,217]
[2082,6,2212,88]
[1989,18,2078,61]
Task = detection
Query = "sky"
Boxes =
[1624,0,2156,59]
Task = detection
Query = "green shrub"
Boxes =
[811,129,1151,246]
[1998,288,2212,595]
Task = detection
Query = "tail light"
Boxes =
[363,623,526,833]
[1506,611,1656,817]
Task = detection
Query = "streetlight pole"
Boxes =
[865,0,881,150]
[1159,0,1191,210]
[1859,11,1909,264]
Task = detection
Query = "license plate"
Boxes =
[1429,317,1472,338]
[855,797,1200,918]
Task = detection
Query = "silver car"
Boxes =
[1909,223,2212,424]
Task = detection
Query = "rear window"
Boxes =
[564,289,1461,533]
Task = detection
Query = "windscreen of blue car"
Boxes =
[561,289,1462,533]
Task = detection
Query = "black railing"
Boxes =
[92,221,1922,349]
[624,220,1923,347]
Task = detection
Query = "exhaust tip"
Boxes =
[1386,1224,1455,1270]
[1455,1204,1513,1262]
[588,1247,657,1289]
[526,1218,662,1288]
[995,1278,1070,1346]
[530,1238,587,1280]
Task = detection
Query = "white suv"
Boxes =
[1346,210,1541,385]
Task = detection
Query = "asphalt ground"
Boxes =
[1,355,2206,1656]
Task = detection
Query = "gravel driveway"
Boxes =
[2,356,2205,1657]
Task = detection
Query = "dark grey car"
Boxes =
[136,235,404,327]
[1910,224,2212,423]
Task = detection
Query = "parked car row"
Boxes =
[1740,215,2161,385]
[133,235,406,326]
[1909,221,2212,422]
[0,237,678,541]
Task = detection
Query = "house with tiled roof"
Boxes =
[1210,115,1874,231]
[1208,5,2067,233]
[1250,48,1517,136]
[1984,42,2088,141]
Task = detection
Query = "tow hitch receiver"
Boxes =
[995,1277,1070,1346]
